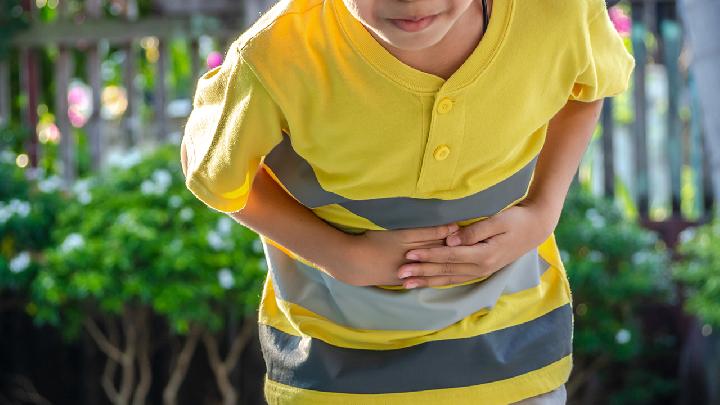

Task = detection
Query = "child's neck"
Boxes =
[370,0,493,80]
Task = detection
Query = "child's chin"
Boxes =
[380,29,446,51]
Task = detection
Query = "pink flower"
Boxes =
[67,86,88,105]
[206,51,223,70]
[609,7,631,36]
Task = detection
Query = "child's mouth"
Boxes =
[389,14,438,32]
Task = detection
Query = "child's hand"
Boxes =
[337,223,460,287]
[395,199,560,289]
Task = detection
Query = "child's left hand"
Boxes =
[396,199,561,289]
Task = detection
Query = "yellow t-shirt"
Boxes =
[182,0,635,402]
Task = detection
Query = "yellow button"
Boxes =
[433,144,450,161]
[437,98,454,114]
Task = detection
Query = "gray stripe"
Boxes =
[263,135,537,229]
[265,243,551,330]
[260,303,573,393]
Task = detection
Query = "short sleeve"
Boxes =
[182,43,285,213]
[569,4,636,102]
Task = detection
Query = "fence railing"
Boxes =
[578,0,715,249]
[1,0,253,182]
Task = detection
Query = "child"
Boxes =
[180,0,635,402]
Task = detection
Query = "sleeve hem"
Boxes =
[186,175,248,214]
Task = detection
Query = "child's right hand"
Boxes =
[332,223,459,287]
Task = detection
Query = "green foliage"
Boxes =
[0,0,29,61]
[556,186,677,403]
[673,216,720,327]
[0,133,68,292]
[30,143,267,340]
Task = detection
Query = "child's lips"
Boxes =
[388,14,438,32]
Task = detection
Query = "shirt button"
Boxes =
[437,98,454,114]
[433,144,451,161]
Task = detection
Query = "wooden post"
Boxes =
[86,0,103,171]
[601,98,615,198]
[19,0,40,169]
[631,2,650,218]
[56,0,76,187]
[0,60,9,127]
[155,38,168,141]
[680,0,720,215]
[190,38,200,84]
[662,19,683,217]
[122,0,139,148]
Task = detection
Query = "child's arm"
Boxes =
[393,99,604,289]
[181,142,458,287]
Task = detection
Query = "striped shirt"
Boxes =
[182,0,635,402]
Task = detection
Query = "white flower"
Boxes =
[0,205,10,224]
[60,233,85,253]
[0,150,15,164]
[631,251,652,266]
[179,207,194,222]
[588,250,604,262]
[10,199,31,217]
[678,228,696,245]
[169,195,182,208]
[0,199,31,224]
[9,252,31,273]
[207,230,232,251]
[169,239,182,252]
[38,175,63,193]
[140,180,157,195]
[72,178,93,194]
[218,268,235,289]
[152,169,172,191]
[585,208,606,228]
[559,249,570,263]
[77,191,92,205]
[615,328,631,344]
[140,169,172,196]
[106,149,142,169]
[217,217,233,235]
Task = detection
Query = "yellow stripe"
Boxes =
[258,258,571,350]
[312,203,386,231]
[263,353,572,405]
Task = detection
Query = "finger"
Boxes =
[398,223,459,243]
[447,217,503,246]
[398,262,480,279]
[406,245,488,264]
[402,274,480,289]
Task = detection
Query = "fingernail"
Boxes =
[447,235,461,246]
[399,271,412,279]
[407,252,419,260]
[405,281,419,289]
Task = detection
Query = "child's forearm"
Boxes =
[227,167,359,279]
[181,142,357,281]
[525,99,604,227]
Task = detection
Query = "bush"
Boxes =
[29,143,267,404]
[556,186,678,404]
[0,131,67,294]
[673,217,720,328]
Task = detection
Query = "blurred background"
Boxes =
[0,0,719,404]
